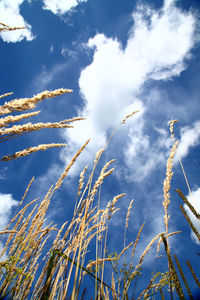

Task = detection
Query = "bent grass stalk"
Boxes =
[1,143,67,161]
[0,111,40,127]
[0,22,26,32]
[0,89,73,115]
[0,92,13,99]
[174,254,193,299]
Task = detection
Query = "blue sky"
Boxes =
[0,0,200,298]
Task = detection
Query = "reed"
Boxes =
[1,143,67,161]
[0,22,26,32]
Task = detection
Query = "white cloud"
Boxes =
[50,44,54,53]
[0,193,18,229]
[61,0,197,179]
[129,2,195,80]
[43,0,87,15]
[184,188,200,244]
[32,63,68,91]
[61,46,76,58]
[0,0,34,43]
[176,121,200,161]
[121,117,176,182]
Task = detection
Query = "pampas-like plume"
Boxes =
[0,88,73,115]
[60,117,86,123]
[1,143,66,161]
[163,140,179,235]
[118,241,134,258]
[0,92,13,99]
[90,159,116,199]
[108,193,126,219]
[121,110,139,124]
[125,199,134,229]
[137,232,164,268]
[77,166,88,197]
[0,230,17,235]
[0,22,26,32]
[0,121,73,136]
[0,111,40,127]
[169,119,178,139]
[0,26,26,32]
[54,139,90,191]
[131,223,145,260]
[19,177,35,207]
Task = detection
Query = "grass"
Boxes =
[0,24,199,299]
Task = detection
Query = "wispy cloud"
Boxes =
[0,0,34,43]
[32,63,69,91]
[123,120,170,182]
[61,46,77,58]
[176,121,200,161]
[0,167,8,180]
[50,44,54,53]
